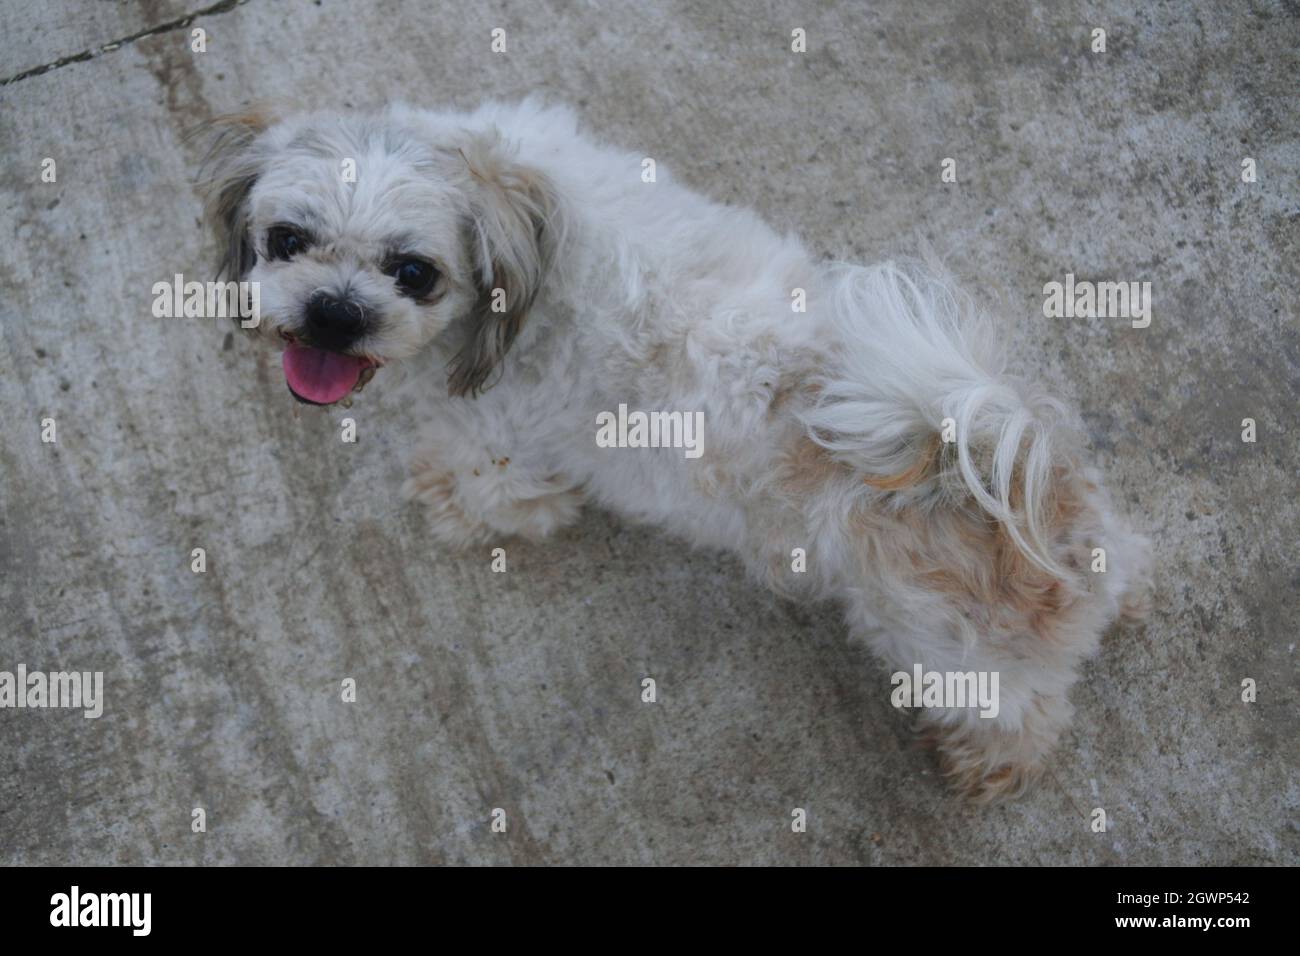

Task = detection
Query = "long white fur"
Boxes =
[801,260,1072,579]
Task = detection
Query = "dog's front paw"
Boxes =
[402,457,494,547]
[501,485,584,541]
[403,450,583,546]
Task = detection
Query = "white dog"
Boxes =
[200,99,1151,800]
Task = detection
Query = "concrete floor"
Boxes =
[0,0,1295,865]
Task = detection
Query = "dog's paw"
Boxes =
[918,726,1039,804]
[940,751,1045,805]
[402,458,493,548]
[404,451,582,545]
[918,705,1064,804]
[1118,566,1154,624]
[501,485,584,541]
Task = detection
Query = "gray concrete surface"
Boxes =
[1,0,1296,865]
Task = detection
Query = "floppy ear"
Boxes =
[448,131,563,398]
[196,110,272,281]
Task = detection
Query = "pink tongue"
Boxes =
[282,344,369,405]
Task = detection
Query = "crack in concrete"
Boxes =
[0,0,251,87]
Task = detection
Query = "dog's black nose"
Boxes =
[304,292,370,351]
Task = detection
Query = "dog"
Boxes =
[199,98,1151,801]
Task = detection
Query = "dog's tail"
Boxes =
[800,259,1075,579]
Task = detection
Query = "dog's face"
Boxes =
[200,108,559,404]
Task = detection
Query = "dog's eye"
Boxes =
[388,258,439,298]
[267,226,309,261]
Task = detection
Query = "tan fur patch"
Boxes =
[447,131,559,397]
[779,434,848,496]
[862,434,942,491]
[865,477,1086,640]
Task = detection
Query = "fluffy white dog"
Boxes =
[201,99,1151,800]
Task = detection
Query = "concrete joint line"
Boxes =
[0,0,251,87]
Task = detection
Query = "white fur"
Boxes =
[206,98,1152,800]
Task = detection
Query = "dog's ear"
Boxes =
[448,130,563,398]
[196,110,273,281]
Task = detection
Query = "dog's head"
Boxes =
[198,106,561,404]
